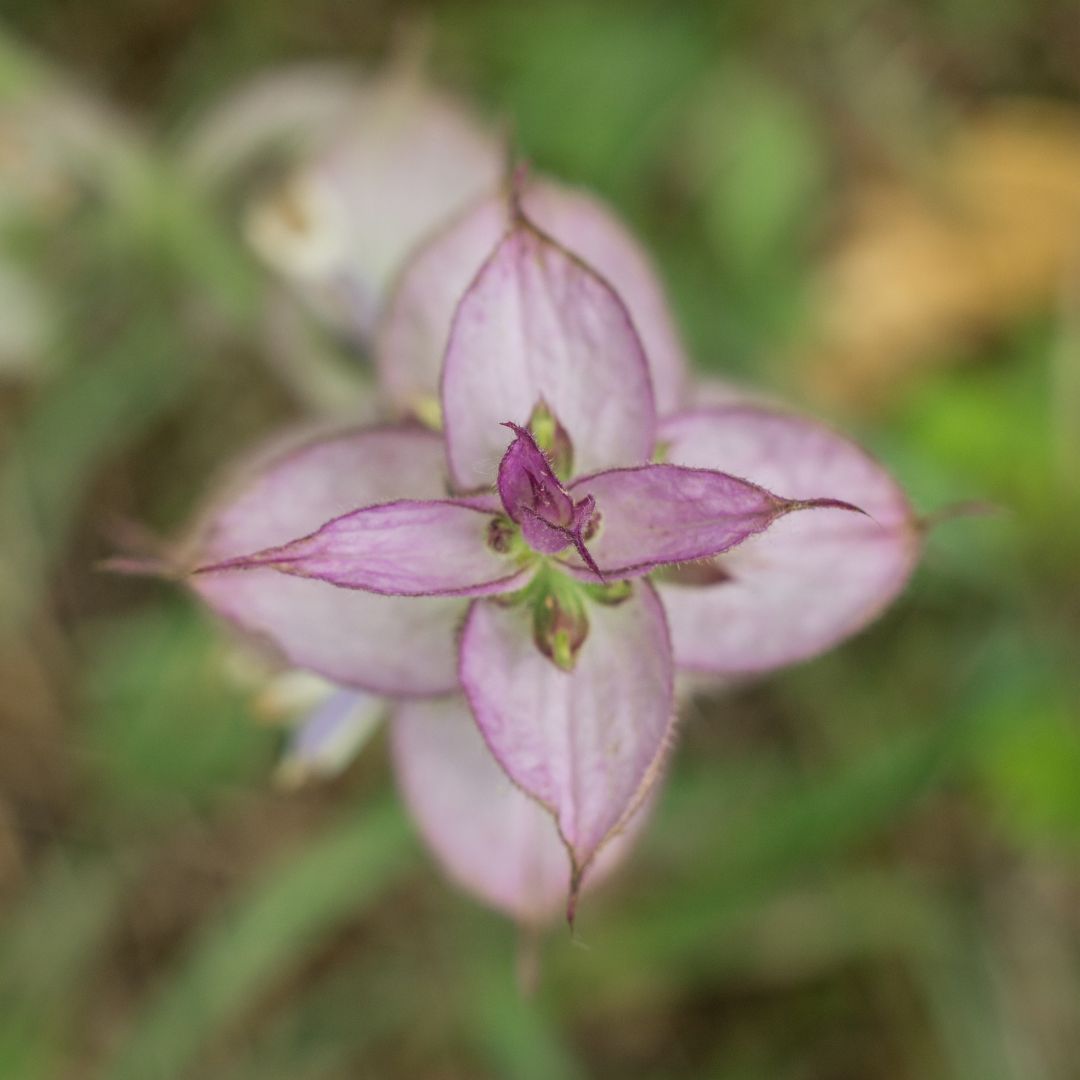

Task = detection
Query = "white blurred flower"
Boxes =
[176,61,500,415]
[246,666,386,788]
[242,67,501,347]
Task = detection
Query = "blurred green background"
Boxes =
[1,1,1079,1077]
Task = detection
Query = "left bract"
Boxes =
[188,426,468,697]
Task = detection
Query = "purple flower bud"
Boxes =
[532,587,590,671]
[497,420,603,579]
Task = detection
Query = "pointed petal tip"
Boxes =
[191,547,292,578]
[655,405,920,674]
[461,581,674,902]
[392,696,653,926]
[787,496,870,518]
[501,419,526,437]
[565,873,581,931]
[380,176,687,418]
[191,553,260,576]
[570,533,605,584]
[508,161,530,221]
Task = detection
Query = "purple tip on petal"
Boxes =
[566,872,581,930]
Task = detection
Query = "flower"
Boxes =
[241,65,501,349]
[180,191,920,923]
[175,60,502,416]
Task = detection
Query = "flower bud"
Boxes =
[532,589,589,671]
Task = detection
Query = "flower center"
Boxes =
[496,417,602,579]
[489,408,631,671]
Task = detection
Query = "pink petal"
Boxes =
[190,425,469,696]
[442,221,656,491]
[459,583,674,904]
[378,177,684,416]
[196,499,531,598]
[525,182,687,415]
[559,463,858,580]
[392,697,652,924]
[655,406,920,674]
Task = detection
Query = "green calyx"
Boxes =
[497,563,634,672]
[584,578,633,605]
[527,399,574,479]
[530,566,589,672]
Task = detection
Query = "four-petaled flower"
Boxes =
[181,182,920,924]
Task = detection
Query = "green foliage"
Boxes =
[0,861,124,1080]
[0,3,1077,1077]
[446,1,711,201]
[102,801,417,1080]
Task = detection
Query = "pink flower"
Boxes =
[179,187,920,925]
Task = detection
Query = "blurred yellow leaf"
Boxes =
[801,100,1080,408]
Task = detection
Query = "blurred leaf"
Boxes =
[448,0,709,201]
[0,857,124,1080]
[465,937,588,1080]
[212,961,404,1080]
[656,64,827,366]
[913,901,1034,1080]
[81,601,268,817]
[691,66,826,280]
[903,330,1055,502]
[896,327,1080,587]
[974,671,1080,846]
[101,799,417,1080]
[4,276,189,539]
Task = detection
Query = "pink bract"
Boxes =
[376,177,689,416]
[178,185,921,924]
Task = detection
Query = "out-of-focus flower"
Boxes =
[243,67,502,348]
[172,193,919,923]
[247,668,385,789]
[178,60,501,415]
[180,64,369,193]
[0,91,101,224]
